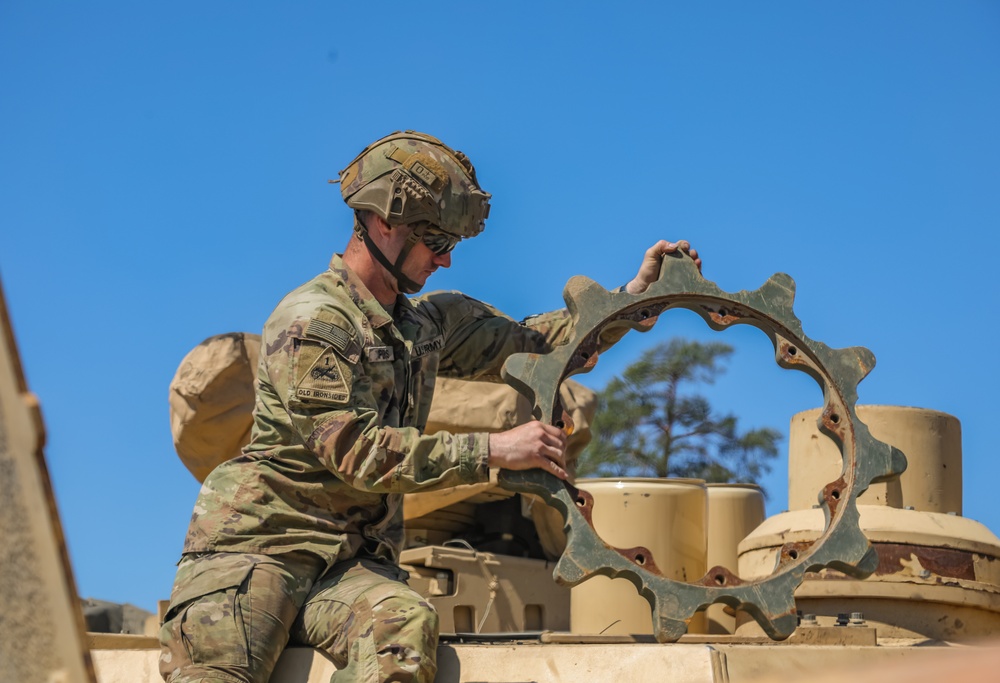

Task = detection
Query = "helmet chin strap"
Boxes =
[354,212,425,295]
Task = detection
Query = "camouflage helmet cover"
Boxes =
[338,130,491,239]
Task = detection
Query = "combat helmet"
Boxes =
[337,130,491,293]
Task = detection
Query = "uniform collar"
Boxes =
[328,253,395,329]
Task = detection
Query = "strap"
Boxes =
[356,214,422,294]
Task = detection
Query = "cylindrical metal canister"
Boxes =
[705,483,766,634]
[788,405,962,514]
[569,478,707,636]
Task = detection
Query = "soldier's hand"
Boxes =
[625,240,702,294]
[488,421,568,480]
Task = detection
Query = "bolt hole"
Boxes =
[831,489,841,500]
[788,550,799,560]
[714,574,726,585]
[579,351,590,360]
[787,346,797,356]
[575,496,586,507]
[639,309,650,319]
[718,308,728,317]
[830,413,840,424]
[555,420,565,429]
[635,554,646,566]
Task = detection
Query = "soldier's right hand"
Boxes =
[488,421,568,480]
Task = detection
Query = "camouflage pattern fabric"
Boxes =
[159,551,323,683]
[164,254,577,681]
[292,558,437,682]
[160,553,432,683]
[181,254,574,566]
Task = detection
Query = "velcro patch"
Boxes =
[306,318,353,353]
[412,336,443,358]
[367,346,394,363]
[404,153,447,191]
[294,340,351,405]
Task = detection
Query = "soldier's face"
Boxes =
[400,239,452,291]
[383,224,452,292]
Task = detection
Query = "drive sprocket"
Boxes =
[499,251,906,642]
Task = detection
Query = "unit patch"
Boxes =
[294,340,351,405]
[412,336,444,358]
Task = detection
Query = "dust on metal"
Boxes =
[498,250,907,642]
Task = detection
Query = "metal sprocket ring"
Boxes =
[499,251,906,642]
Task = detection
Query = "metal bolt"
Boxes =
[904,506,915,511]
[836,613,850,627]
[848,612,866,627]
[800,613,818,626]
[918,568,932,580]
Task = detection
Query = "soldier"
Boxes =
[159,130,700,683]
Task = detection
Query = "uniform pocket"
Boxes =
[167,554,255,667]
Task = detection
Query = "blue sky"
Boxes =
[2,2,998,612]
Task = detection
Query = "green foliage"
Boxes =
[579,338,781,494]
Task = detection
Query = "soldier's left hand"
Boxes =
[624,240,701,294]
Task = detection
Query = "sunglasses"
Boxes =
[421,229,460,256]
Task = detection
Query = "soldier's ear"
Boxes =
[369,214,395,239]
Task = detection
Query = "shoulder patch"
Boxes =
[304,315,362,364]
[294,340,352,406]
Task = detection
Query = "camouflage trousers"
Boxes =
[158,552,438,683]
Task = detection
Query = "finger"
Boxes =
[650,240,670,256]
[540,426,567,445]
[540,455,568,480]
[537,440,566,461]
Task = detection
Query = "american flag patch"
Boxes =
[306,319,353,353]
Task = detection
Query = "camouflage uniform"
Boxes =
[160,254,573,683]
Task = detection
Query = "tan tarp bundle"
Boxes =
[169,333,597,556]
[168,333,261,483]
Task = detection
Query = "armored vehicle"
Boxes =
[4,256,1000,682]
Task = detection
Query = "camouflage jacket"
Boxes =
[182,254,573,565]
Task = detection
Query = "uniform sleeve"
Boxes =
[259,310,490,494]
[416,291,628,381]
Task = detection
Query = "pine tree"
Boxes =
[579,338,781,492]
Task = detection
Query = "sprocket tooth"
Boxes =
[653,613,690,643]
[859,435,908,485]
[500,354,540,408]
[751,272,797,313]
[555,552,588,585]
[497,469,559,501]
[830,345,876,386]
[563,275,612,320]
[760,611,800,641]
[825,538,879,579]
[887,444,908,479]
